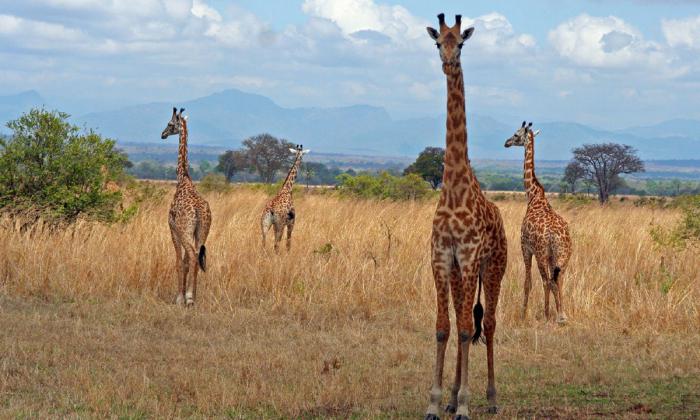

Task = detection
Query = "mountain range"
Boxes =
[1,89,699,160]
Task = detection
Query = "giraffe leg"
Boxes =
[169,224,185,305]
[551,266,567,324]
[181,248,191,307]
[535,257,551,320]
[522,249,533,320]
[273,222,284,253]
[446,264,463,415]
[424,248,452,420]
[285,220,294,252]
[482,258,505,414]
[454,259,479,420]
[261,211,273,249]
[183,241,197,307]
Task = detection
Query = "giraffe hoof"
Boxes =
[455,415,470,420]
[487,405,499,414]
[424,415,440,420]
[445,404,456,414]
[557,315,568,324]
[175,294,185,305]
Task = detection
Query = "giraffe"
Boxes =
[505,121,572,323]
[161,107,212,307]
[424,14,508,420]
[260,144,309,252]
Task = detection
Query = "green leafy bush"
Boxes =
[0,108,129,223]
[336,171,434,200]
[199,173,232,193]
[650,195,700,249]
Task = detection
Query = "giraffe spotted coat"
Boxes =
[505,122,572,323]
[424,14,507,420]
[161,107,212,307]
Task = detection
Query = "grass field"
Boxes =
[1,187,699,418]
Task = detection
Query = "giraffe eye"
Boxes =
[458,43,464,49]
[435,42,441,48]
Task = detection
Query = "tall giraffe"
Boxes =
[161,107,212,307]
[424,14,508,420]
[505,122,572,323]
[260,144,309,252]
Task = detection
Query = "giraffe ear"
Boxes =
[461,27,475,41]
[427,27,439,41]
[303,149,311,155]
[289,148,297,154]
[533,129,541,137]
[183,115,188,121]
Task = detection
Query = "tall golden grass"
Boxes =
[1,186,699,417]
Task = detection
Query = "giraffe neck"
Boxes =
[524,132,545,201]
[442,63,476,190]
[280,153,302,195]
[177,119,190,183]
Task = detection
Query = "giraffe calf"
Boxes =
[506,122,572,323]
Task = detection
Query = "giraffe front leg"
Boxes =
[454,270,478,420]
[170,229,185,306]
[446,264,463,415]
[261,211,273,249]
[425,250,452,420]
[482,259,505,414]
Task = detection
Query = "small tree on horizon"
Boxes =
[403,147,445,189]
[562,161,586,194]
[242,134,295,183]
[216,149,248,182]
[569,143,644,204]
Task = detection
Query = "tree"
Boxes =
[403,147,445,189]
[242,134,294,183]
[216,150,248,182]
[562,161,586,194]
[0,108,128,221]
[569,143,644,204]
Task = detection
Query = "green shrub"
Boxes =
[0,108,129,223]
[650,195,700,249]
[556,193,595,207]
[199,173,232,193]
[336,171,434,200]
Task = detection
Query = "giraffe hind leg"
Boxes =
[261,211,273,249]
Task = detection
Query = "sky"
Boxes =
[1,0,700,129]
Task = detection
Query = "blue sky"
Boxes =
[1,0,700,128]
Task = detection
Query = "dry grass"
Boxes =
[1,186,699,418]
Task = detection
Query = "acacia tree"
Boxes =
[562,161,586,194]
[569,143,644,204]
[403,147,445,189]
[242,134,295,183]
[216,150,248,182]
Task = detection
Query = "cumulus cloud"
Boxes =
[662,15,700,49]
[548,14,671,69]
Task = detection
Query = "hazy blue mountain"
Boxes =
[0,91,46,130]
[1,88,699,159]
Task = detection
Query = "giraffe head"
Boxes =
[288,144,310,159]
[504,121,541,148]
[427,13,475,70]
[161,107,186,139]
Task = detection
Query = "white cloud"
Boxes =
[549,14,670,69]
[662,15,700,49]
[463,13,537,54]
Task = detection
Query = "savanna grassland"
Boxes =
[1,186,699,419]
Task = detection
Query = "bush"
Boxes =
[650,195,700,249]
[336,171,434,200]
[0,108,129,223]
[199,173,232,194]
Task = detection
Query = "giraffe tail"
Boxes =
[552,266,561,283]
[198,245,207,272]
[472,272,484,345]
